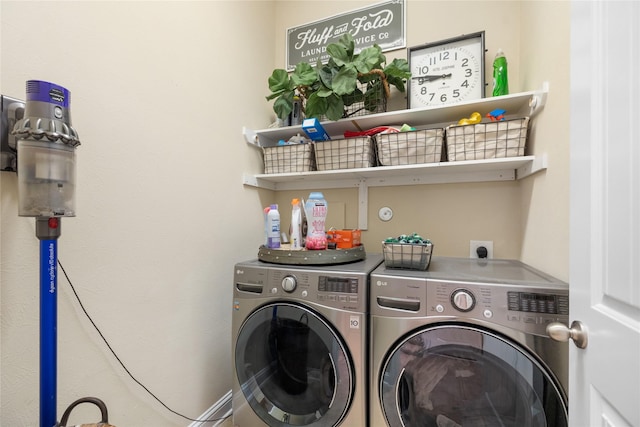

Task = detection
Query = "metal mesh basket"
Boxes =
[446,117,529,161]
[305,75,388,121]
[342,77,388,118]
[263,143,315,174]
[313,136,375,171]
[376,129,444,166]
[382,242,434,270]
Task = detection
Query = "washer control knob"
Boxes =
[451,289,475,312]
[281,275,297,292]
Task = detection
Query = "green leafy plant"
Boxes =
[267,33,411,122]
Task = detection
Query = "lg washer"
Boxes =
[370,256,569,427]
[232,254,383,427]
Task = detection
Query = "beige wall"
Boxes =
[272,0,570,280]
[1,0,570,425]
[1,1,275,425]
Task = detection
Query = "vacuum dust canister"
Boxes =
[12,80,81,217]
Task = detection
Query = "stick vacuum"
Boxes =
[12,80,80,427]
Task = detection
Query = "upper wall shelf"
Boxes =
[244,82,548,148]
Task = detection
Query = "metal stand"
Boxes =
[257,244,366,265]
[36,217,61,427]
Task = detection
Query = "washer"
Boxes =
[232,254,383,427]
[370,256,569,427]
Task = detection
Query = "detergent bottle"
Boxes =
[290,198,302,250]
[492,49,509,96]
[266,204,281,249]
[304,192,328,250]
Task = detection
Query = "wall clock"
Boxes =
[408,31,485,108]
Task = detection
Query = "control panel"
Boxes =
[318,276,359,294]
[371,276,569,335]
[234,265,366,312]
[507,291,569,315]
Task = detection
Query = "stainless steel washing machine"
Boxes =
[232,254,383,427]
[370,256,569,427]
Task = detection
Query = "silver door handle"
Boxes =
[546,320,588,349]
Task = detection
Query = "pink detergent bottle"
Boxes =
[304,192,327,250]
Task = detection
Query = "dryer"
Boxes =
[232,254,383,427]
[370,256,569,427]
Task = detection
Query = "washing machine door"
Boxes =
[379,324,567,427]
[235,302,353,427]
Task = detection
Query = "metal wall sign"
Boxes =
[286,0,406,71]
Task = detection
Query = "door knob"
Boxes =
[546,320,588,349]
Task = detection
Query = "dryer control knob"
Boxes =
[451,289,475,312]
[281,275,297,292]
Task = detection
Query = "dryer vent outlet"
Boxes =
[470,240,493,259]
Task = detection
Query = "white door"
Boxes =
[569,1,640,426]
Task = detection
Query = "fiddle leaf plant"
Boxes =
[267,33,411,122]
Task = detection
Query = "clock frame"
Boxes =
[408,31,486,108]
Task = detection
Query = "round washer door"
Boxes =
[379,324,567,427]
[235,302,353,427]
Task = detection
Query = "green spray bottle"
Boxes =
[492,49,509,96]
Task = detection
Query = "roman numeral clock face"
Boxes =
[408,32,485,108]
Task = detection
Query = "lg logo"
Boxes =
[376,280,388,287]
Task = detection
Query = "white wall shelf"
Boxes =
[243,83,548,148]
[242,83,549,229]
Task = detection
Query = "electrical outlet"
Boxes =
[470,240,493,259]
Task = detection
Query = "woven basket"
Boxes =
[263,143,315,174]
[313,137,375,171]
[446,117,529,161]
[376,129,444,166]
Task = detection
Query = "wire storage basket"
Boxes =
[446,117,530,161]
[376,128,444,166]
[382,241,434,270]
[313,136,376,171]
[342,76,388,118]
[304,76,388,122]
[263,143,315,174]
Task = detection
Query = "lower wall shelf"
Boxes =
[242,155,547,230]
[243,155,545,190]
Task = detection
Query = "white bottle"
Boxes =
[267,204,281,249]
[263,206,271,246]
[304,192,328,250]
[290,198,302,250]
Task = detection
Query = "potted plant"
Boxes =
[267,33,411,122]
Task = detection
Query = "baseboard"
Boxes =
[188,390,232,427]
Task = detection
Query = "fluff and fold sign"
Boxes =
[285,0,406,71]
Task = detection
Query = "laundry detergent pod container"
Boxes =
[12,80,80,217]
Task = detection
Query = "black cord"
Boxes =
[57,259,231,425]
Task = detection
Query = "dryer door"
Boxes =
[235,302,353,427]
[379,324,567,427]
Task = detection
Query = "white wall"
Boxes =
[1,1,275,425]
